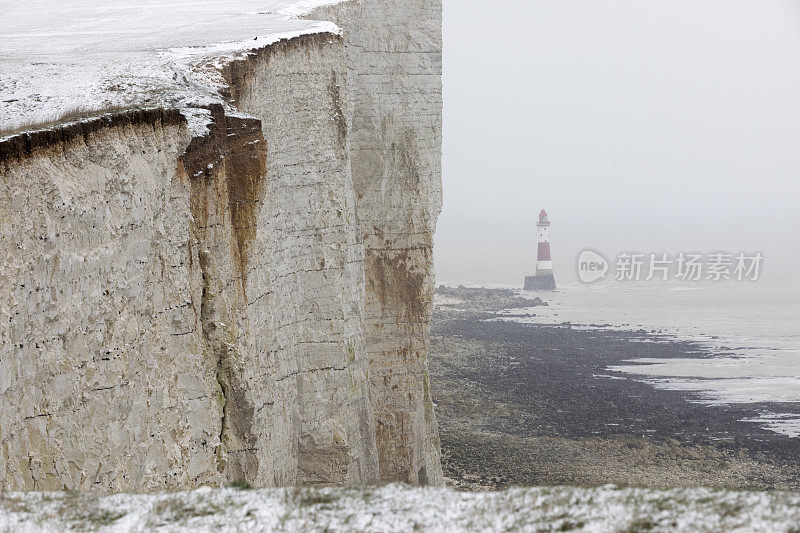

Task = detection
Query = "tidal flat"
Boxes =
[430,286,800,491]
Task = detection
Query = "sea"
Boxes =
[434,227,800,439]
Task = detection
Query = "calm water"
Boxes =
[435,232,800,438]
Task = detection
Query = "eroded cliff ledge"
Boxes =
[0,0,441,491]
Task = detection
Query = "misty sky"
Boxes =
[437,0,800,285]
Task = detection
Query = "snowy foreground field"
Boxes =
[1,484,800,532]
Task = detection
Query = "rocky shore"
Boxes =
[430,287,800,491]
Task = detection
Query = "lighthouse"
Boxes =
[524,209,556,290]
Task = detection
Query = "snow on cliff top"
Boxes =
[0,0,345,134]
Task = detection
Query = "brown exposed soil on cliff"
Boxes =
[180,104,267,300]
[366,247,430,326]
[221,114,268,287]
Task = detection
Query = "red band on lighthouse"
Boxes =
[537,242,551,262]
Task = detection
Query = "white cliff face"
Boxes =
[309,0,444,484]
[219,34,378,486]
[0,113,226,492]
[0,0,442,491]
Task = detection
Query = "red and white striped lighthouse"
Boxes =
[524,209,557,290]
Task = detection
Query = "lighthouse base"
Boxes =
[524,272,556,291]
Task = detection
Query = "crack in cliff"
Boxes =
[197,248,229,474]
[179,104,267,485]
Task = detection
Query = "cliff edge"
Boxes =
[0,0,442,491]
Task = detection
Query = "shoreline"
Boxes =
[429,286,800,491]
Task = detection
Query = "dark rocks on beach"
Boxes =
[436,285,547,310]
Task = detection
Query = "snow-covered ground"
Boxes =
[0,0,344,134]
[1,484,800,532]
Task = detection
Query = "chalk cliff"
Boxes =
[0,0,441,491]
[307,0,444,485]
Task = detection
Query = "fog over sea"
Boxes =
[439,0,800,439]
[434,217,800,438]
[435,214,800,345]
